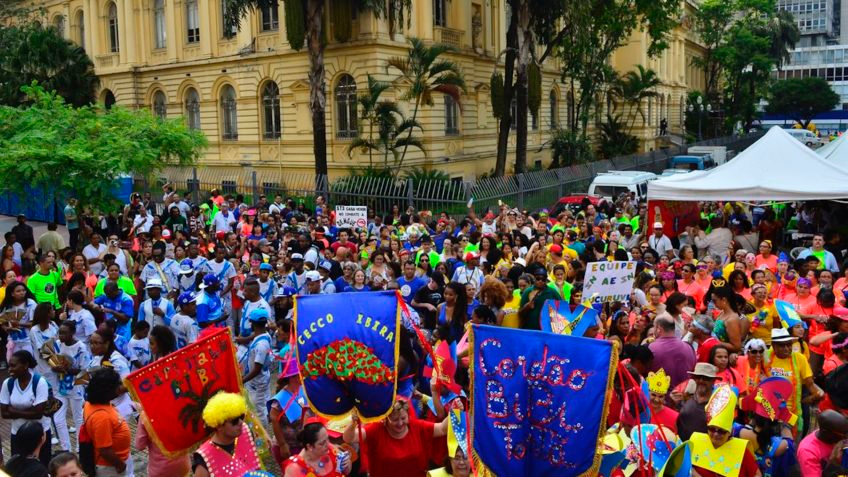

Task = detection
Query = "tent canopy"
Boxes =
[647,126,848,201]
[817,132,848,170]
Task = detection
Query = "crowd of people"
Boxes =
[0,188,846,476]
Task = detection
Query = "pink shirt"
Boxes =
[797,432,834,477]
[135,414,191,477]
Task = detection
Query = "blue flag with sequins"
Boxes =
[470,325,617,476]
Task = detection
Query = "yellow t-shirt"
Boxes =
[501,294,521,328]
[767,352,811,416]
[746,304,778,344]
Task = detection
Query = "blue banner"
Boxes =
[471,325,617,476]
[540,300,600,337]
[294,291,400,422]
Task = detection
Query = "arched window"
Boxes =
[154,0,166,48]
[153,91,167,120]
[549,90,558,129]
[220,85,238,140]
[185,88,201,130]
[186,0,199,43]
[53,15,65,38]
[335,75,357,139]
[262,82,281,139]
[445,95,459,135]
[108,2,119,53]
[103,90,116,110]
[76,11,85,49]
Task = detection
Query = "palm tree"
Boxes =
[223,0,412,181]
[612,65,661,135]
[347,75,424,169]
[387,37,465,175]
[762,10,800,71]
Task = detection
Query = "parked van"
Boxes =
[669,154,716,171]
[786,129,824,148]
[588,171,657,202]
[688,146,727,164]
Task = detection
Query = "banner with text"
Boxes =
[471,325,617,476]
[583,261,637,303]
[335,205,368,229]
[294,291,400,422]
[124,328,242,456]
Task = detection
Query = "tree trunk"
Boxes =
[494,5,518,177]
[306,0,328,183]
[514,0,532,174]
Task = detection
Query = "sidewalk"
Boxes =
[0,214,71,245]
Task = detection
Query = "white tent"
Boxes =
[648,126,848,201]
[816,132,848,170]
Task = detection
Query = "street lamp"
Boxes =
[688,97,712,141]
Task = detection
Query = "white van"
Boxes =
[588,171,658,202]
[786,129,823,147]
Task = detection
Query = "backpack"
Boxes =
[5,373,62,416]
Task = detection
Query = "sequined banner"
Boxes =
[125,327,242,456]
[294,290,401,423]
[470,324,618,476]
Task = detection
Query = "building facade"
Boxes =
[34,0,705,183]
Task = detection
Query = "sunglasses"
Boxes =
[748,348,764,354]
[228,414,245,426]
[707,426,729,436]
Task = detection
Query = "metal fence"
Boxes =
[139,132,764,216]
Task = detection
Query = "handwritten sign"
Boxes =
[583,261,637,303]
[541,300,600,337]
[294,291,400,422]
[471,325,617,476]
[124,328,242,456]
[335,205,368,229]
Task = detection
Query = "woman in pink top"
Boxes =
[755,240,778,273]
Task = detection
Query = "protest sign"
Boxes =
[294,290,400,422]
[471,325,617,476]
[647,200,700,238]
[335,205,368,229]
[540,300,600,337]
[124,328,242,456]
[584,261,637,303]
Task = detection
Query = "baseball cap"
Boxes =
[199,273,220,289]
[653,222,664,229]
[179,259,194,275]
[318,260,332,272]
[549,244,563,255]
[291,253,304,261]
[162,229,172,239]
[247,308,270,323]
[305,270,321,282]
[464,251,480,262]
[276,286,297,297]
[144,278,164,290]
[177,291,197,306]
[259,263,273,272]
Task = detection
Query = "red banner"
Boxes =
[647,200,700,238]
[124,328,242,456]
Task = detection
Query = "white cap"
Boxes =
[291,253,304,261]
[145,278,164,289]
[305,270,321,282]
[653,222,664,229]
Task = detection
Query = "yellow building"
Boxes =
[33,0,705,183]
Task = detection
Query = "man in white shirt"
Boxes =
[212,202,237,234]
[171,292,200,349]
[691,216,733,260]
[647,222,674,257]
[451,251,485,293]
[83,233,108,275]
[139,245,180,299]
[133,207,153,234]
[268,194,285,215]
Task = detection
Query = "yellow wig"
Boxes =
[202,392,247,428]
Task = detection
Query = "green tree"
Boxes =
[552,0,679,146]
[691,0,734,102]
[611,65,661,134]
[0,84,207,211]
[765,77,839,129]
[0,23,99,107]
[223,0,412,181]
[598,114,639,159]
[347,75,424,169]
[386,37,465,175]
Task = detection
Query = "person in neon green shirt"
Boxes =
[94,262,138,297]
[27,254,63,308]
[548,264,573,301]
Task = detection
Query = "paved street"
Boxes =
[0,215,71,247]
